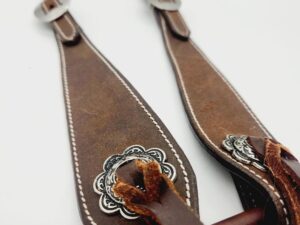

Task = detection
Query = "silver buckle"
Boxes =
[34,0,70,22]
[148,0,181,11]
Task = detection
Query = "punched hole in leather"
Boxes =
[35,1,199,225]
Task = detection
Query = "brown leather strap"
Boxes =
[37,1,199,224]
[213,208,264,225]
[153,6,277,223]
[154,6,297,225]
[161,11,190,40]
[151,6,267,216]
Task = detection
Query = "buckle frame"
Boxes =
[34,0,70,22]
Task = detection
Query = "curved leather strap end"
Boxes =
[158,9,190,40]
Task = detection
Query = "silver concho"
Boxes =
[222,135,266,172]
[93,145,176,220]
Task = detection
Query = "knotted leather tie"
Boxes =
[114,160,264,225]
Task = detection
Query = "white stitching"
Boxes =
[187,42,292,222]
[58,39,98,225]
[160,15,289,224]
[81,35,192,206]
[57,32,192,224]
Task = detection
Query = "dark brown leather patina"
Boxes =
[38,1,199,225]
[152,5,300,225]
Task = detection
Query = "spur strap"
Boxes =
[35,1,199,224]
[150,2,300,225]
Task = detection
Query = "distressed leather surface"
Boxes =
[61,20,198,225]
[155,8,293,225]
[148,5,274,217]
[42,3,199,225]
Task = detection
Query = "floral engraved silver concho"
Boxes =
[222,135,266,172]
[93,145,176,220]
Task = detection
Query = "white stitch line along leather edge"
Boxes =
[58,40,97,225]
[160,16,290,225]
[57,32,192,224]
[81,35,192,207]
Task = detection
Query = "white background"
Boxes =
[0,0,300,224]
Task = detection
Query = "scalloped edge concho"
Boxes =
[222,135,266,172]
[93,145,177,219]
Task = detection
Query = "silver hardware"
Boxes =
[222,135,266,172]
[93,145,176,220]
[148,0,181,11]
[34,0,70,22]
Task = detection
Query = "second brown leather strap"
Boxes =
[154,8,289,225]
